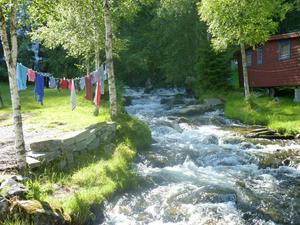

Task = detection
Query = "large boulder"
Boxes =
[11,200,70,225]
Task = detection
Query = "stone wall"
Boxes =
[26,122,116,169]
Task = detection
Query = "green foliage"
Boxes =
[116,0,208,87]
[39,46,82,78]
[2,216,32,225]
[17,37,33,68]
[198,0,292,50]
[29,0,104,59]
[194,42,234,96]
[279,0,300,33]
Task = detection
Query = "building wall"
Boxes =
[238,37,300,88]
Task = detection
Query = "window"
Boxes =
[279,40,291,60]
[246,50,252,66]
[257,48,263,65]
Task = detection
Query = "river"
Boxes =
[100,88,300,225]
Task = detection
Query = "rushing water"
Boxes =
[100,88,300,225]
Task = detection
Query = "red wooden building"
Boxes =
[238,32,300,90]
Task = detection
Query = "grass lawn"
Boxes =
[0,82,110,131]
[224,91,300,135]
[199,89,300,135]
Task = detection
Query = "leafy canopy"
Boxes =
[198,0,291,50]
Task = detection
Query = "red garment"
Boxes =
[60,79,69,89]
[27,69,36,82]
[85,75,93,101]
[94,81,101,107]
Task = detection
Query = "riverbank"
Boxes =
[1,113,152,225]
[201,90,300,137]
[0,82,152,224]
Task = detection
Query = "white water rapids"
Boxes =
[100,88,300,225]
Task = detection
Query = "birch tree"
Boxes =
[198,0,291,99]
[103,0,117,118]
[30,0,146,118]
[0,0,27,170]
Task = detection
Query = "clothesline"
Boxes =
[17,62,105,81]
[16,62,107,111]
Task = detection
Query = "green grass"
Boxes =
[198,89,300,135]
[0,82,110,130]
[222,91,300,135]
[2,217,32,225]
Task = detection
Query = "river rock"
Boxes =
[124,96,133,106]
[0,195,9,220]
[202,135,219,145]
[0,177,27,198]
[160,95,186,106]
[203,98,223,107]
[176,104,213,116]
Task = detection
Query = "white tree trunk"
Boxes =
[103,0,118,118]
[240,43,251,99]
[0,1,27,170]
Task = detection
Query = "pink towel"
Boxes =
[27,69,36,82]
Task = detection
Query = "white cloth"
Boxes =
[79,77,85,90]
[103,64,108,81]
[70,79,76,111]
[99,65,105,95]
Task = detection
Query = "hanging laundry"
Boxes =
[16,63,28,90]
[91,72,97,84]
[103,63,108,81]
[99,65,105,95]
[35,73,44,105]
[70,79,76,111]
[27,69,36,82]
[44,76,50,88]
[85,75,93,101]
[79,77,85,90]
[49,77,57,89]
[94,80,101,108]
[94,70,101,82]
[75,79,80,92]
[68,79,72,91]
[60,79,68,89]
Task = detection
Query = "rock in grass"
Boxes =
[0,196,9,220]
[0,178,27,198]
[11,200,70,225]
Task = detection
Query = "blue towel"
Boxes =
[35,73,44,105]
[49,77,57,89]
[16,63,28,90]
